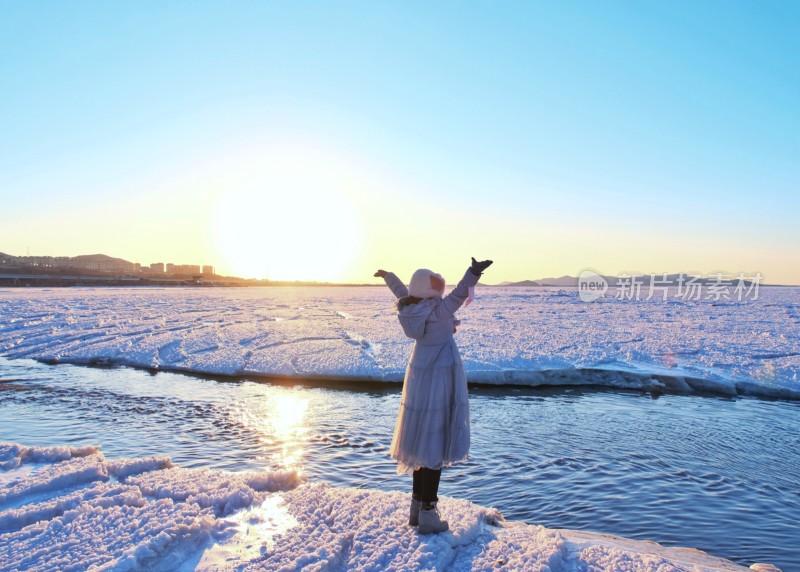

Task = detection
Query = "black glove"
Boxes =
[470,257,493,276]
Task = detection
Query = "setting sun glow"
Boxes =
[212,157,363,281]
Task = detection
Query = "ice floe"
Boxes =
[1,286,798,399]
[0,442,772,571]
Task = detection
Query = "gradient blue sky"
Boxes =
[1,1,798,283]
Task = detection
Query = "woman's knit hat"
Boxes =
[408,269,445,298]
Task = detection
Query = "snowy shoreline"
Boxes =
[0,442,778,571]
[24,356,800,402]
[2,286,798,402]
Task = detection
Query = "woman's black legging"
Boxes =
[412,467,442,503]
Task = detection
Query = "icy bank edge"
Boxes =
[0,442,778,571]
[31,355,800,401]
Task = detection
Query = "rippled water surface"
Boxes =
[1,357,798,570]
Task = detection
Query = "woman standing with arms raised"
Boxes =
[375,257,493,534]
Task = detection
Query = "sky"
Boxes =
[1,1,798,284]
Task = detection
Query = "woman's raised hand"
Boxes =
[470,257,493,275]
[374,269,388,278]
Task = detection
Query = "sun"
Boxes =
[212,156,363,281]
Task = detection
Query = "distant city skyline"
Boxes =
[0,251,214,277]
[1,3,798,284]
[2,249,796,286]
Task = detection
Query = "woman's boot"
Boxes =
[418,502,449,534]
[409,496,421,526]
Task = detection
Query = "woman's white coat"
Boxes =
[383,268,479,474]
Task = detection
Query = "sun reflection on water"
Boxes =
[241,390,310,473]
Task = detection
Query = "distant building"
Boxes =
[69,254,138,273]
[0,252,16,267]
[166,264,201,275]
[0,252,213,279]
[19,256,52,268]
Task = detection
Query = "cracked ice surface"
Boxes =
[0,442,755,571]
[0,442,301,571]
[1,286,799,399]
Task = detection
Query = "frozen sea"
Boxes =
[1,285,798,397]
[1,285,799,570]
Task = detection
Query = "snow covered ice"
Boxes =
[0,442,766,571]
[0,287,796,569]
[0,286,798,399]
[0,442,300,571]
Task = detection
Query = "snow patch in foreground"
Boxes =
[0,442,302,571]
[0,442,99,471]
[1,442,774,571]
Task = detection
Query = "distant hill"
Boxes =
[72,253,129,263]
[496,273,761,287]
[535,275,579,287]
[499,276,574,287]
[499,279,542,287]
